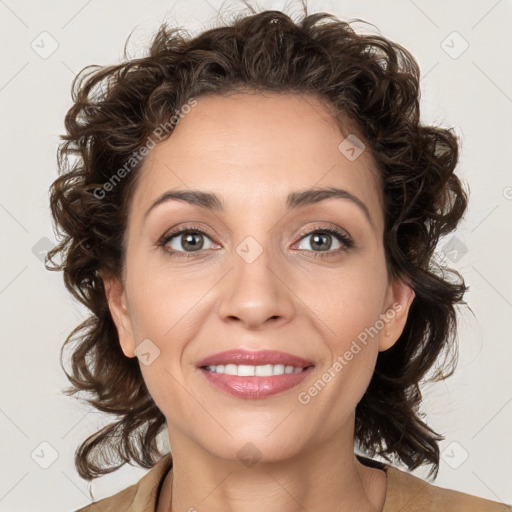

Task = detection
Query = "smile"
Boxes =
[204,364,304,376]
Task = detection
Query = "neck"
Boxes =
[159,419,387,512]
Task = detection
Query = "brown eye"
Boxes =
[159,226,220,258]
[171,232,207,252]
[295,227,353,255]
[298,232,339,251]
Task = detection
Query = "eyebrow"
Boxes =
[144,186,374,229]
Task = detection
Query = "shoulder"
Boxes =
[383,464,512,512]
[72,454,173,512]
[74,484,137,512]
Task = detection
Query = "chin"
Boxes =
[202,429,307,465]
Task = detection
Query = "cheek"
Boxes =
[305,251,389,346]
[299,252,388,404]
[123,257,214,417]
[125,250,211,342]
[296,271,386,436]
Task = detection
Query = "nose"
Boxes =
[216,244,296,330]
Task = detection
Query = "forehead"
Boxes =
[129,92,383,228]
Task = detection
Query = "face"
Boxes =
[105,92,414,464]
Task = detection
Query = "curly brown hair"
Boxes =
[46,2,468,481]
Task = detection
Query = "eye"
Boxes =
[294,226,353,257]
[158,224,354,259]
[159,225,219,257]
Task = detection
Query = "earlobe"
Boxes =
[378,279,415,352]
[102,270,136,358]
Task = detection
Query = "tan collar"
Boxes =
[81,453,510,512]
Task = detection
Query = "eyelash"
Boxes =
[158,224,354,259]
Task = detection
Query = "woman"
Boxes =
[47,4,511,512]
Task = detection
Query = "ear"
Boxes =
[102,269,136,358]
[378,277,415,352]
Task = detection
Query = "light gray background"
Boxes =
[0,0,511,510]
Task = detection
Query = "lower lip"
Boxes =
[198,366,314,399]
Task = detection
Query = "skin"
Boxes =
[104,92,415,512]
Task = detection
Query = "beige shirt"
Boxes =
[75,453,511,511]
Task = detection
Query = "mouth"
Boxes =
[196,348,314,368]
[196,349,315,399]
[203,363,307,376]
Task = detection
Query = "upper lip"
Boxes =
[196,349,314,368]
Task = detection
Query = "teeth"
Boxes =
[206,364,304,376]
